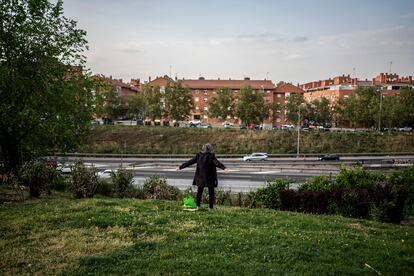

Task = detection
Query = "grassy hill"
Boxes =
[78,125,414,154]
[1,197,413,275]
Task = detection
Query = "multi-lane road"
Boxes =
[57,154,414,192]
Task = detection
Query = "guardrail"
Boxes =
[54,152,414,158]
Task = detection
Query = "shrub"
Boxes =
[21,160,60,197]
[280,190,330,214]
[69,160,98,198]
[142,176,181,200]
[111,168,134,198]
[299,175,332,192]
[96,180,114,196]
[388,165,414,216]
[333,165,385,190]
[256,178,292,209]
[370,182,407,223]
[331,187,374,218]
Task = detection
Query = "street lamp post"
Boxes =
[378,89,383,132]
[297,104,302,158]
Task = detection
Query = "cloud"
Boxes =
[401,11,414,19]
[116,42,145,53]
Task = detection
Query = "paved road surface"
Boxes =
[56,155,413,192]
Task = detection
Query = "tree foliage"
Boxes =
[285,93,305,125]
[93,77,122,121]
[235,86,270,125]
[127,93,146,120]
[208,87,235,120]
[163,81,193,121]
[0,0,93,173]
[143,84,163,121]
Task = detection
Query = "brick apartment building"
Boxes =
[145,76,304,126]
[300,73,414,107]
[94,75,141,116]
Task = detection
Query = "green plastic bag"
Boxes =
[183,195,196,209]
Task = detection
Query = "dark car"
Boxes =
[136,119,144,126]
[240,123,247,129]
[319,154,340,161]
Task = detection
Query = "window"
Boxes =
[204,98,208,102]
[204,90,208,95]
[195,90,199,94]
[277,94,282,98]
[204,115,208,119]
[195,97,199,102]
[234,90,238,93]
[195,106,199,110]
[276,118,281,122]
[204,106,208,111]
[227,115,231,119]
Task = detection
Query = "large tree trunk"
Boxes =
[0,133,22,176]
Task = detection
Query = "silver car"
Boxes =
[243,153,268,162]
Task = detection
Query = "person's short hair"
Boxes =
[201,143,213,153]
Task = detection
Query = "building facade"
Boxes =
[144,76,304,126]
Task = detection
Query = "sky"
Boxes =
[61,0,414,84]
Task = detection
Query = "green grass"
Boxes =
[78,125,414,154]
[1,197,413,275]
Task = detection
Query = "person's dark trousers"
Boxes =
[196,186,215,209]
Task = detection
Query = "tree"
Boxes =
[0,0,93,174]
[312,97,332,127]
[394,87,414,128]
[93,78,122,122]
[208,87,235,120]
[163,81,193,121]
[127,93,147,121]
[143,84,163,121]
[285,93,305,125]
[235,86,270,126]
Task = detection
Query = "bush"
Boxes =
[281,190,330,214]
[333,165,385,190]
[69,160,98,198]
[21,160,60,197]
[142,176,181,200]
[331,187,374,218]
[96,180,114,196]
[111,168,134,198]
[370,182,407,223]
[299,175,332,192]
[388,165,414,216]
[256,178,292,209]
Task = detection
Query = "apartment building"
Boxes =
[300,73,414,106]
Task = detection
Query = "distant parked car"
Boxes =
[189,123,197,128]
[243,153,268,162]
[58,163,73,174]
[398,127,412,132]
[319,154,340,161]
[240,123,247,129]
[200,123,212,129]
[98,169,118,179]
[281,124,294,131]
[189,120,201,126]
[223,121,233,128]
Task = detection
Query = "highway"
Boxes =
[57,155,413,192]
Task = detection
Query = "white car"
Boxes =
[188,120,201,126]
[97,169,117,179]
[58,164,73,174]
[223,121,234,128]
[243,153,268,162]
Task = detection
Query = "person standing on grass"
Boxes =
[176,143,229,211]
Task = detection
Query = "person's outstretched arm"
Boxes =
[176,155,197,171]
[212,154,228,171]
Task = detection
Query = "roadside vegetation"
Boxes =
[78,125,414,154]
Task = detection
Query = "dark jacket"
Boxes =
[179,152,226,187]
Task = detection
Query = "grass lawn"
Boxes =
[0,197,413,275]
